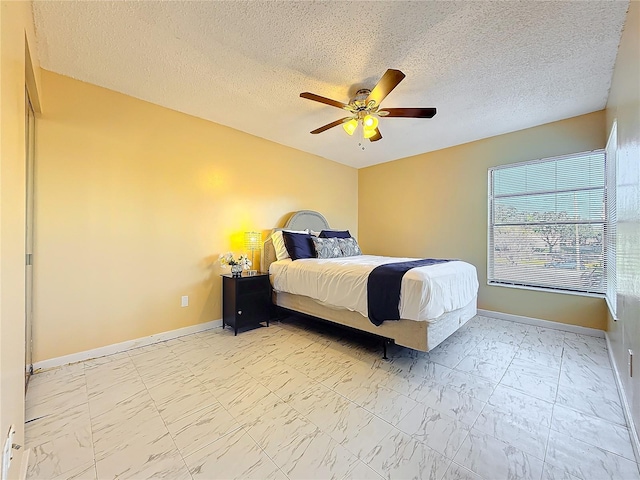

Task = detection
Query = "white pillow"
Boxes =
[272,229,308,260]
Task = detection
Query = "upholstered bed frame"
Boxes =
[262,210,477,352]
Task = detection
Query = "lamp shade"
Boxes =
[362,114,378,129]
[363,127,377,139]
[342,118,358,136]
[244,231,261,251]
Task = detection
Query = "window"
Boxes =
[604,122,617,316]
[488,150,607,295]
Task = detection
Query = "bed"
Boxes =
[262,210,479,353]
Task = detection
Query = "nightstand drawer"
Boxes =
[236,275,270,297]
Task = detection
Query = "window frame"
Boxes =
[487,149,608,297]
[604,122,617,318]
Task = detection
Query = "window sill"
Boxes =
[487,281,606,299]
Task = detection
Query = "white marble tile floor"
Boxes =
[25,315,640,480]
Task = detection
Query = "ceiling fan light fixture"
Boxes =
[362,114,378,129]
[342,118,358,135]
[362,127,377,139]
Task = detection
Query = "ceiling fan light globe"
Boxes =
[363,127,377,139]
[363,115,378,129]
[342,119,358,136]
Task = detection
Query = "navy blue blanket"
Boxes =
[367,259,452,326]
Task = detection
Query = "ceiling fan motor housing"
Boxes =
[354,89,371,105]
[347,89,378,117]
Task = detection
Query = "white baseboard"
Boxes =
[32,319,223,372]
[477,309,605,338]
[605,333,640,464]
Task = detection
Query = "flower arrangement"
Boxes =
[219,252,252,269]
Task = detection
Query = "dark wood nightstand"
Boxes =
[221,272,272,335]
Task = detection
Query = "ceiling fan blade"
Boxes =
[366,69,406,107]
[368,128,382,142]
[310,117,351,134]
[300,92,348,109]
[379,107,437,118]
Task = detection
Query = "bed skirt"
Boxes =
[273,291,477,352]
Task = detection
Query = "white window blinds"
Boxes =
[488,151,606,294]
[605,123,617,316]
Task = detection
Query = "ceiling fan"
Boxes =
[300,69,436,142]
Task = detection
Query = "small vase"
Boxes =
[230,264,243,276]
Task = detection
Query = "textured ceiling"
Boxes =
[32,1,628,168]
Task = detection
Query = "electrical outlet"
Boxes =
[181,296,189,307]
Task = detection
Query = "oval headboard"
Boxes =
[261,210,330,272]
[284,210,330,232]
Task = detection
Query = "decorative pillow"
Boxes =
[337,237,362,257]
[319,230,351,238]
[272,229,308,260]
[312,237,343,259]
[282,232,315,261]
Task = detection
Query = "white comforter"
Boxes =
[270,255,479,322]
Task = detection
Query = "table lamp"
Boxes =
[244,231,261,274]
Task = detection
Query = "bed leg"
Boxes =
[382,339,388,360]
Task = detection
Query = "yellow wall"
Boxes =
[605,0,640,451]
[0,0,41,475]
[359,111,607,330]
[33,70,358,362]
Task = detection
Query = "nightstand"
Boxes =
[221,272,272,335]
